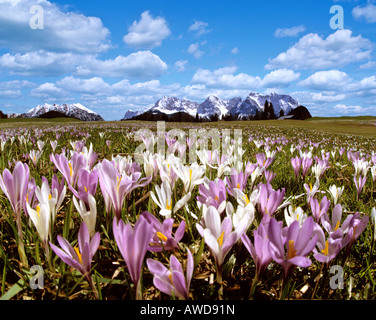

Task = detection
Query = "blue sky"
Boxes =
[0,0,376,120]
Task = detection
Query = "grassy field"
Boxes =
[0,116,376,301]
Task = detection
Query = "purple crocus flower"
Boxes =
[291,156,302,178]
[50,152,86,188]
[310,196,330,223]
[69,168,98,209]
[342,212,369,254]
[49,222,100,297]
[0,161,30,265]
[147,248,193,300]
[264,170,276,184]
[98,159,151,220]
[197,179,227,212]
[268,217,317,279]
[225,168,247,197]
[301,157,313,179]
[257,183,285,221]
[256,153,273,169]
[141,211,185,252]
[241,221,272,276]
[113,215,153,298]
[313,224,342,263]
[354,175,367,198]
[321,204,353,235]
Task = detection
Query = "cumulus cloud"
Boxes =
[298,70,352,91]
[274,25,306,38]
[191,66,299,89]
[266,29,373,70]
[187,43,205,59]
[0,50,168,79]
[188,20,211,36]
[123,11,171,49]
[352,4,376,23]
[174,60,188,72]
[0,0,111,53]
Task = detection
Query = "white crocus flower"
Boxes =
[327,184,344,206]
[150,180,174,218]
[73,194,97,237]
[27,201,51,245]
[173,162,205,193]
[225,201,255,234]
[371,208,376,241]
[284,205,307,227]
[29,149,41,166]
[353,158,370,177]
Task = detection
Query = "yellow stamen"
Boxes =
[287,240,297,260]
[36,205,40,218]
[334,220,340,231]
[189,169,192,180]
[168,273,173,284]
[156,232,168,242]
[166,199,172,210]
[309,183,313,192]
[48,194,52,200]
[74,246,83,265]
[116,176,122,193]
[237,183,240,189]
[321,240,329,256]
[26,193,29,203]
[217,231,225,247]
[34,156,36,162]
[243,194,250,205]
[215,195,219,201]
[84,186,88,193]
[69,162,73,177]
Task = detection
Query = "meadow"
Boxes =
[0,117,376,300]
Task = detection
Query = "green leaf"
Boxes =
[0,279,25,300]
[194,238,205,270]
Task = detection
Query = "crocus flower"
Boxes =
[196,206,239,281]
[147,248,193,300]
[73,194,97,237]
[113,216,153,298]
[50,222,100,298]
[0,161,30,266]
[284,205,307,227]
[321,204,353,236]
[197,179,227,213]
[303,180,320,204]
[301,157,313,179]
[310,196,330,223]
[342,212,369,254]
[257,183,285,221]
[291,156,302,178]
[241,221,272,277]
[141,211,185,252]
[173,162,205,194]
[69,168,98,209]
[98,159,151,220]
[50,152,86,188]
[256,153,273,169]
[29,149,41,167]
[313,224,342,263]
[268,217,317,279]
[225,201,255,235]
[225,168,247,197]
[353,175,367,198]
[327,184,344,206]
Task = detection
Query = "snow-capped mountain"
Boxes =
[122,92,308,121]
[22,103,104,121]
[150,96,199,117]
[122,109,144,120]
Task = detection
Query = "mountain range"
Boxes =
[21,103,104,121]
[122,92,310,121]
[17,92,311,122]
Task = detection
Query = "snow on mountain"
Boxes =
[150,96,199,116]
[122,109,144,120]
[230,92,299,119]
[123,92,304,121]
[23,103,104,121]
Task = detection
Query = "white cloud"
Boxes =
[266,29,373,70]
[30,82,68,99]
[231,47,239,54]
[0,0,111,53]
[188,20,211,36]
[359,61,376,69]
[187,43,205,59]
[174,60,188,72]
[274,25,306,38]
[191,67,299,89]
[334,104,364,114]
[352,4,376,23]
[298,70,352,91]
[123,11,171,49]
[261,69,301,87]
[0,50,168,80]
